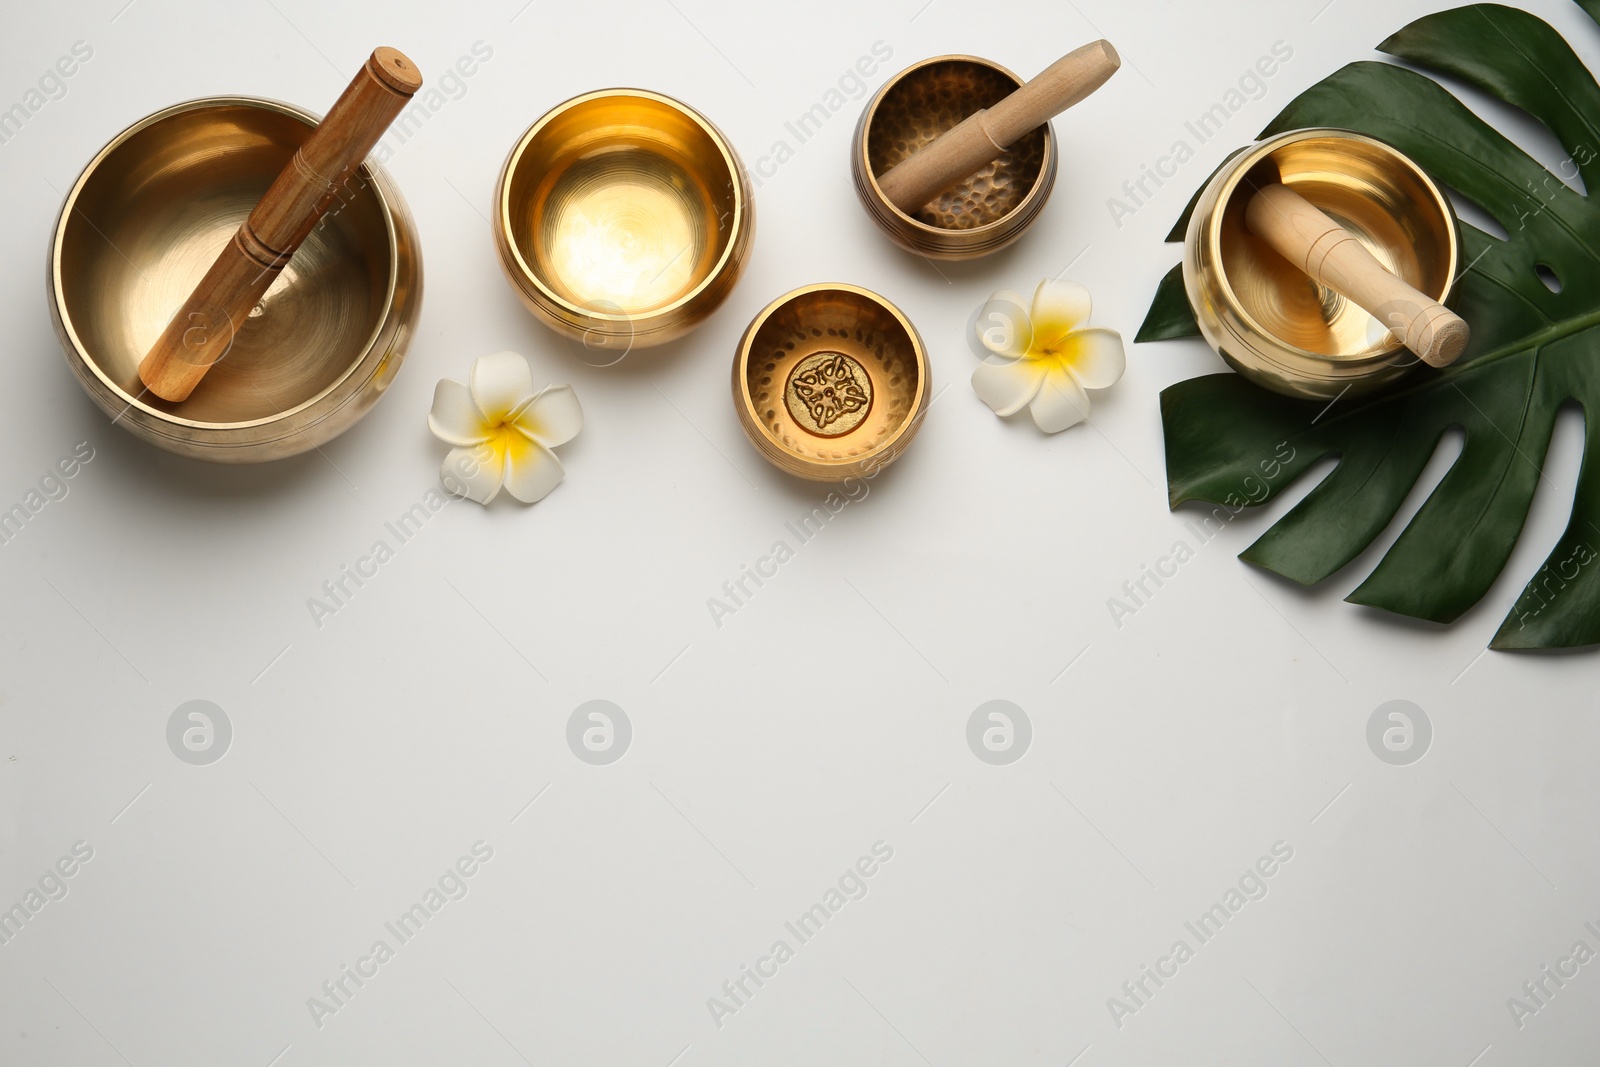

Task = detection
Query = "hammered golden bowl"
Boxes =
[49,96,421,462]
[495,88,754,355]
[734,284,930,482]
[1183,127,1460,400]
[852,55,1058,260]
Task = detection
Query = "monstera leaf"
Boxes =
[1140,1,1600,650]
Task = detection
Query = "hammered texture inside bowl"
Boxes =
[866,60,1047,231]
[735,285,929,481]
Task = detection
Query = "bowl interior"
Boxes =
[866,59,1046,231]
[503,93,738,318]
[1217,134,1456,362]
[57,100,393,425]
[743,288,922,465]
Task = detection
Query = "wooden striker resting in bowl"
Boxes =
[1181,128,1466,400]
[138,48,423,403]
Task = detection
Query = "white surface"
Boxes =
[3,1,1599,1064]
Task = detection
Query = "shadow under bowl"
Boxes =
[495,88,753,353]
[734,284,931,482]
[49,96,421,462]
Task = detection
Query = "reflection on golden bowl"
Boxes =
[495,89,754,354]
[49,96,421,462]
[733,284,930,481]
[852,55,1057,260]
[1183,128,1460,400]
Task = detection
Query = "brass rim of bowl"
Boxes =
[736,282,930,476]
[857,54,1056,238]
[50,96,402,431]
[1206,127,1459,374]
[497,88,748,326]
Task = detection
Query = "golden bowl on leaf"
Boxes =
[1182,127,1461,400]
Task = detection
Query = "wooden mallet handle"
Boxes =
[138,47,422,402]
[1245,183,1468,368]
[876,40,1120,215]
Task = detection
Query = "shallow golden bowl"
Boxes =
[495,88,754,355]
[733,284,931,481]
[49,96,421,462]
[852,55,1057,260]
[1183,128,1460,400]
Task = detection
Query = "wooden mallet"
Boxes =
[1245,182,1469,368]
[876,40,1121,215]
[138,47,423,403]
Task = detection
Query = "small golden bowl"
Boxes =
[733,284,931,481]
[1183,128,1460,400]
[495,89,754,353]
[49,96,421,463]
[852,55,1058,260]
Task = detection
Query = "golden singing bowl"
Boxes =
[734,284,931,482]
[495,88,754,354]
[49,96,421,462]
[1183,128,1460,400]
[853,55,1057,260]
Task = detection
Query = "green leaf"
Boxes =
[1164,149,1248,243]
[1144,2,1600,651]
[1135,265,1200,342]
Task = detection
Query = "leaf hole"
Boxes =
[1536,263,1562,294]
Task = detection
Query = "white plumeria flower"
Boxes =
[428,351,582,505]
[971,279,1126,433]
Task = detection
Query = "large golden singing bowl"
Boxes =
[734,284,931,482]
[1183,128,1460,400]
[49,97,421,462]
[853,55,1057,260]
[495,89,754,355]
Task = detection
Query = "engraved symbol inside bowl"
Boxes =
[784,351,873,437]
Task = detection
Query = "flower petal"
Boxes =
[971,355,1045,417]
[1030,279,1092,349]
[976,289,1034,358]
[1030,364,1091,433]
[469,350,534,424]
[512,384,583,447]
[501,433,566,504]
[428,378,491,446]
[441,443,504,504]
[1060,327,1127,390]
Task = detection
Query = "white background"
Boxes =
[3,0,1598,1064]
